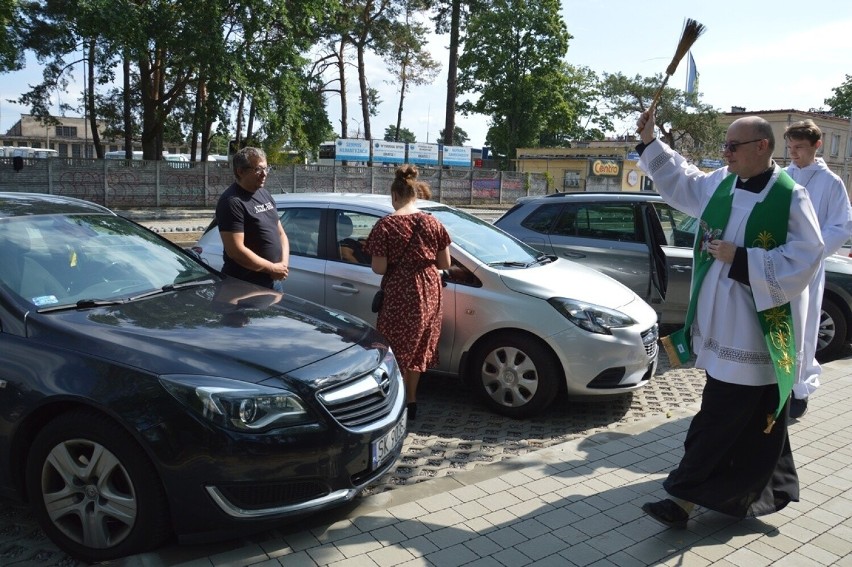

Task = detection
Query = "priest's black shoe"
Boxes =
[642,499,689,529]
[790,396,808,419]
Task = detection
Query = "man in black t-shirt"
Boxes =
[215,147,289,288]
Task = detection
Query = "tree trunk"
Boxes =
[86,40,102,158]
[443,0,461,146]
[156,64,165,159]
[395,58,408,142]
[338,40,348,138]
[190,78,203,162]
[357,44,371,142]
[139,57,158,159]
[123,55,133,158]
[235,91,245,151]
[246,99,256,145]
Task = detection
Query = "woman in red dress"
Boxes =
[365,165,451,419]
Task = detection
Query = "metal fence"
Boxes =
[0,157,548,208]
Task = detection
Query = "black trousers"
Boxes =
[663,374,799,518]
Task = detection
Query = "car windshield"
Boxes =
[425,206,544,266]
[0,213,214,309]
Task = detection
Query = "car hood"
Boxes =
[826,254,852,275]
[496,258,640,310]
[26,279,383,383]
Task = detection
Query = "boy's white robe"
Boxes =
[785,157,852,398]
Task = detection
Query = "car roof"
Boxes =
[0,192,114,219]
[270,192,444,211]
[514,191,664,205]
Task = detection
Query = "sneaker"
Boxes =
[641,499,689,529]
[790,397,808,419]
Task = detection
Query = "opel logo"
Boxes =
[374,372,390,398]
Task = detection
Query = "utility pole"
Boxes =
[844,114,852,189]
[83,46,88,158]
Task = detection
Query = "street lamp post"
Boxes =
[83,47,89,159]
[350,118,363,139]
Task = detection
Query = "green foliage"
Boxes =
[385,4,440,140]
[439,125,469,145]
[825,74,852,119]
[13,0,336,160]
[457,0,571,168]
[538,65,613,145]
[599,71,724,163]
[0,0,25,72]
[384,125,416,142]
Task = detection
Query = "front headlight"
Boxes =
[548,298,636,335]
[160,375,311,432]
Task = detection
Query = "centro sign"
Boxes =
[589,159,621,176]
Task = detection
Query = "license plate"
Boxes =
[371,410,407,469]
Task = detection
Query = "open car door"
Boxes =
[642,203,668,301]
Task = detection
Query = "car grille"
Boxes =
[318,369,399,428]
[642,324,659,358]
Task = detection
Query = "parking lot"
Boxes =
[2,206,846,565]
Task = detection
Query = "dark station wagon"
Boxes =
[0,192,407,562]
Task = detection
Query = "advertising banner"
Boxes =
[371,140,406,164]
[442,145,472,167]
[335,139,371,162]
[587,158,622,177]
[407,142,440,166]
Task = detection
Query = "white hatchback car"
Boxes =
[194,194,660,418]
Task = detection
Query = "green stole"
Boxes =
[660,171,796,432]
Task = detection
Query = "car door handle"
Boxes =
[562,251,585,259]
[671,264,692,272]
[332,283,360,294]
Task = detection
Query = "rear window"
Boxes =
[519,203,562,234]
[522,201,640,243]
[568,203,639,242]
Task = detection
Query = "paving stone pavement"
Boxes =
[360,357,705,497]
[0,355,706,567]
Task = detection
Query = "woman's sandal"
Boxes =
[641,499,689,529]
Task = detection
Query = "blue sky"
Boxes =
[3,1,851,149]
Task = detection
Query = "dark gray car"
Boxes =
[494,192,852,359]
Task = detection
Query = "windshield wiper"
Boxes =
[38,298,128,313]
[130,278,216,300]
[528,254,555,266]
[487,261,530,268]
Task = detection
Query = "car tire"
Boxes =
[817,296,847,360]
[470,332,560,418]
[25,409,171,563]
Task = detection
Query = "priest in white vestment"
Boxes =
[635,111,823,529]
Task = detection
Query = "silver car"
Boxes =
[193,193,660,418]
[494,191,852,359]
